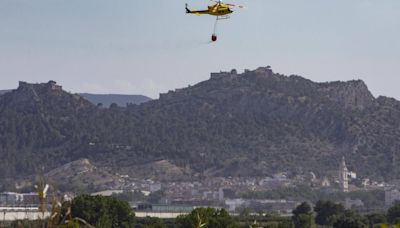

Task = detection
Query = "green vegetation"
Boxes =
[332,209,367,228]
[147,190,166,204]
[136,217,168,228]
[8,199,400,228]
[176,208,238,228]
[292,202,314,228]
[314,200,345,226]
[387,202,400,224]
[365,213,387,227]
[70,195,135,228]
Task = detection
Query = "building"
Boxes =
[150,183,162,192]
[348,171,357,179]
[0,192,24,206]
[344,198,364,209]
[339,157,349,192]
[91,190,123,197]
[385,189,400,206]
[321,177,331,187]
[0,192,56,207]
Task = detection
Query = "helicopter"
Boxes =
[185,1,243,42]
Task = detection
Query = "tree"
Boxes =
[314,200,345,226]
[333,216,365,228]
[387,202,400,224]
[70,194,135,228]
[138,217,166,228]
[333,209,366,228]
[292,202,313,228]
[176,208,238,228]
[147,190,165,204]
[365,213,386,226]
[292,214,312,228]
[293,202,312,216]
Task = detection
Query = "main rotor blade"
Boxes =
[226,3,244,8]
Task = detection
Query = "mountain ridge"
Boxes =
[0,87,151,107]
[0,67,399,184]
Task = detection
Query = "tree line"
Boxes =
[8,195,400,228]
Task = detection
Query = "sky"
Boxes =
[0,0,400,99]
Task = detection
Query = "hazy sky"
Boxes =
[1,0,399,99]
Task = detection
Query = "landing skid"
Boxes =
[217,16,230,20]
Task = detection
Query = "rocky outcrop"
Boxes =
[318,80,375,110]
[45,159,122,191]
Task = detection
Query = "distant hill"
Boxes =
[0,90,10,95]
[0,89,151,106]
[79,93,151,107]
[0,68,400,184]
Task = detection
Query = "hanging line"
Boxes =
[213,17,219,35]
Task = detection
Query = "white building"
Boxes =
[348,172,357,179]
[321,177,331,187]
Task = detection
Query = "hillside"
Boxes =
[45,158,123,192]
[0,90,9,95]
[79,93,151,107]
[0,68,399,184]
[0,89,151,106]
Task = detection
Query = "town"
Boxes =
[1,156,400,223]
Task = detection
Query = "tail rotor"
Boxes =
[185,3,191,13]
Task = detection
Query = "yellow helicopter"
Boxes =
[185,0,243,42]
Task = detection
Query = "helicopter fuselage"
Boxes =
[186,3,233,16]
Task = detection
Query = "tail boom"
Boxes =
[185,3,191,13]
